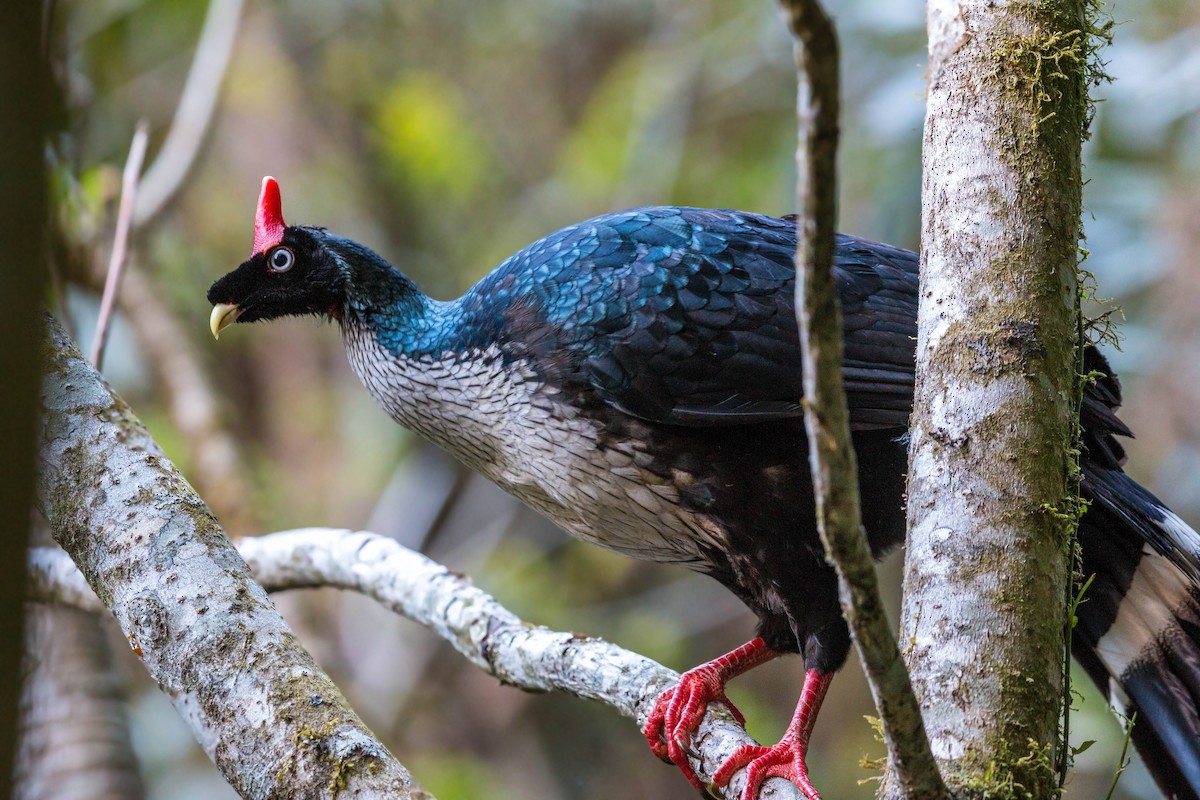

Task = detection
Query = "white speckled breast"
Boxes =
[343,321,724,567]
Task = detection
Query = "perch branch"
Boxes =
[30,527,803,800]
[778,2,946,797]
[36,313,430,800]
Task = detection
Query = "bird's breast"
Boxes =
[342,322,726,567]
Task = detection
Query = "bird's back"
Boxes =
[454,207,918,426]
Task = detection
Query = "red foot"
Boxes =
[712,669,833,800]
[712,737,822,800]
[642,638,777,789]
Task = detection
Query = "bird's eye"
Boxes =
[268,247,295,273]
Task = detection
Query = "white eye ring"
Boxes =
[268,247,294,273]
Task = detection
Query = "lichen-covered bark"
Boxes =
[30,529,803,800]
[887,1,1088,797]
[35,315,430,800]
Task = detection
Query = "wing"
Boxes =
[835,234,920,429]
[493,207,918,430]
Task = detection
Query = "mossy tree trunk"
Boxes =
[883,1,1090,797]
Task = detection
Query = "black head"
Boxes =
[207,177,349,338]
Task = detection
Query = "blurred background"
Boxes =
[34,0,1200,798]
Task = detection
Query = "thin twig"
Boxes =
[90,119,148,370]
[1104,712,1135,800]
[778,1,947,797]
[133,0,243,227]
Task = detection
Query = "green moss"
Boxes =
[980,0,1111,147]
[278,717,386,795]
[950,738,1057,800]
[269,664,384,794]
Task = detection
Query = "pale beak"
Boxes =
[210,303,242,339]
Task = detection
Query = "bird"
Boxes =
[209,176,1200,800]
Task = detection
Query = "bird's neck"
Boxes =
[338,259,510,469]
[339,253,450,356]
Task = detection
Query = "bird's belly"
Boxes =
[343,332,720,567]
[487,416,722,568]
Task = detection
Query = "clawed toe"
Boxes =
[711,741,821,800]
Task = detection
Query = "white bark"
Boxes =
[891,0,1087,795]
[30,529,803,800]
[36,314,430,800]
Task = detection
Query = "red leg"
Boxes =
[642,637,778,789]
[711,668,833,800]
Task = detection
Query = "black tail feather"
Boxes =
[1089,468,1200,587]
[1078,467,1200,799]
[1119,623,1200,800]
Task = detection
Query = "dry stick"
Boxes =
[28,529,804,800]
[134,0,243,227]
[90,120,149,370]
[38,315,431,800]
[777,2,947,798]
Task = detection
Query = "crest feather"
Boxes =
[253,176,286,255]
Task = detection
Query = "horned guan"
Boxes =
[209,177,1200,799]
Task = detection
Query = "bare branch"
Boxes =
[777,3,947,798]
[28,549,101,614]
[30,528,803,800]
[133,0,243,227]
[84,0,253,524]
[36,314,431,800]
[90,120,149,370]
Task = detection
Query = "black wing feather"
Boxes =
[568,209,917,429]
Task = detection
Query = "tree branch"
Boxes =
[17,605,146,800]
[36,313,430,800]
[778,3,946,797]
[29,527,803,800]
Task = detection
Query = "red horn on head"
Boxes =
[252,176,286,255]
